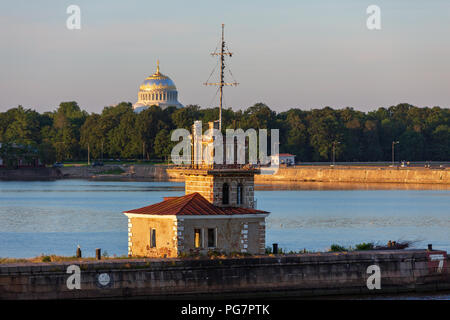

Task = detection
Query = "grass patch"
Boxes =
[0,254,131,264]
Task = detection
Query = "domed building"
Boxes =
[133,61,184,112]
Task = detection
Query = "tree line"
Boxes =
[0,101,448,164]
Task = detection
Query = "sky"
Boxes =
[1,0,449,114]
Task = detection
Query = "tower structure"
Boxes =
[123,26,268,259]
[181,120,259,209]
[204,24,238,131]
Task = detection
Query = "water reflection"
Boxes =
[0,179,448,258]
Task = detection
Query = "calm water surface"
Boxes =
[0,179,449,258]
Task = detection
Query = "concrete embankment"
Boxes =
[60,164,170,180]
[59,165,450,185]
[0,168,63,180]
[0,250,448,299]
[255,166,450,185]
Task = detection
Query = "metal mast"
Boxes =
[204,24,238,131]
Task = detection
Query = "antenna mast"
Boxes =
[204,24,238,131]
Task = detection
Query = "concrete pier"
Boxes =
[0,249,448,300]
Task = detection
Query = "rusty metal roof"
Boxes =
[123,192,269,216]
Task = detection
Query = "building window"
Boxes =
[207,228,216,248]
[222,183,229,205]
[150,228,156,248]
[237,183,243,205]
[194,228,202,248]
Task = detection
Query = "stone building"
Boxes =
[123,121,269,258]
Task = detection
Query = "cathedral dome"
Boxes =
[133,61,183,113]
[140,72,176,91]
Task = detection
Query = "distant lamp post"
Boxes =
[392,141,399,166]
[332,141,340,166]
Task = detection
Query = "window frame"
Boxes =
[150,228,156,248]
[222,183,229,205]
[237,183,243,205]
[207,228,217,249]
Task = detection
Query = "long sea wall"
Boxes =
[0,250,448,300]
[0,168,62,180]
[254,166,450,184]
[58,165,450,185]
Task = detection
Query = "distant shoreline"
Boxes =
[1,165,449,187]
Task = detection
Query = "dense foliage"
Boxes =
[0,101,448,163]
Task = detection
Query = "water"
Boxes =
[0,179,449,258]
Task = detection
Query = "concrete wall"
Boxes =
[60,165,169,180]
[60,165,449,185]
[0,250,448,300]
[255,167,450,184]
[0,168,62,180]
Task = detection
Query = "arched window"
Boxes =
[237,184,243,205]
[222,183,229,205]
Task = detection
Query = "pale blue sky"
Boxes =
[1,0,449,113]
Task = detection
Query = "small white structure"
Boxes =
[270,153,296,166]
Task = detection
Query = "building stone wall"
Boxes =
[128,216,178,258]
[184,172,255,208]
[184,174,215,202]
[180,217,265,255]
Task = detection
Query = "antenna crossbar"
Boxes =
[204,82,238,86]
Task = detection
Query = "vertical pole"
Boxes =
[87,144,90,166]
[332,142,335,165]
[101,141,103,163]
[96,248,101,260]
[392,141,394,166]
[219,23,225,132]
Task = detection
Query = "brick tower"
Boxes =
[181,120,259,209]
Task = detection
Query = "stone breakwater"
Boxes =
[254,166,450,184]
[0,168,63,180]
[0,250,448,300]
[169,166,450,185]
[58,165,450,185]
[60,164,171,180]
